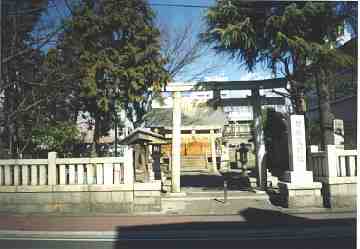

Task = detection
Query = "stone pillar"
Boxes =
[210,129,218,173]
[251,88,266,189]
[148,145,155,181]
[279,115,322,208]
[141,144,149,182]
[68,164,75,185]
[124,146,134,185]
[152,145,161,180]
[48,152,57,185]
[171,91,181,193]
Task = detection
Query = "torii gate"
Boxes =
[163,78,287,193]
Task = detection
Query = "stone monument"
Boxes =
[278,115,322,208]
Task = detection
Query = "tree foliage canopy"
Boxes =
[49,0,169,151]
[204,1,355,73]
[203,1,356,148]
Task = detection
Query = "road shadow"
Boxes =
[113,208,356,249]
[180,172,253,191]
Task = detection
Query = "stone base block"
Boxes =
[322,182,357,208]
[249,177,258,188]
[282,171,314,186]
[267,176,279,189]
[278,181,323,208]
[0,190,160,214]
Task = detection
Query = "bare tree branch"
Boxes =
[2,25,64,65]
[159,21,224,81]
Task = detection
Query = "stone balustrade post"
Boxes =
[31,165,38,185]
[22,166,29,185]
[124,147,134,185]
[103,163,113,185]
[326,145,338,177]
[68,164,75,185]
[48,152,57,185]
[13,165,20,185]
[96,164,104,184]
[59,165,66,185]
[4,166,11,185]
[39,165,47,185]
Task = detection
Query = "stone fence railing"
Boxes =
[0,149,134,191]
[309,145,357,183]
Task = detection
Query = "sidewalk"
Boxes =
[0,194,355,233]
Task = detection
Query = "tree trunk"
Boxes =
[316,71,334,150]
[91,114,100,157]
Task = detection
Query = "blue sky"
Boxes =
[40,0,273,82]
[150,0,273,81]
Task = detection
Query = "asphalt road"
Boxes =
[0,237,356,249]
[0,218,356,249]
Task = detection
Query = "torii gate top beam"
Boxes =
[163,78,287,92]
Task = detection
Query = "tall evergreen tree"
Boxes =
[55,0,169,155]
[203,1,356,148]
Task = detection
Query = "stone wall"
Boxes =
[0,190,161,214]
[0,182,162,214]
[321,182,357,208]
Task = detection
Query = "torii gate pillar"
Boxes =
[251,88,266,189]
[171,91,181,193]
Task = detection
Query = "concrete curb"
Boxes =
[162,195,269,201]
[0,225,355,241]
